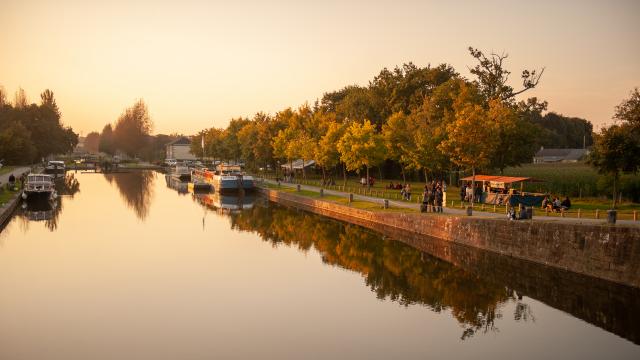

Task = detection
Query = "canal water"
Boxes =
[0,171,638,360]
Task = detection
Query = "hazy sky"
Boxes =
[1,0,638,135]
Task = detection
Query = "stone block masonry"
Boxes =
[261,188,640,288]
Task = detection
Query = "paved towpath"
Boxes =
[0,167,31,187]
[259,178,639,227]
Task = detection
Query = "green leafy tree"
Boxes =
[588,125,639,208]
[588,88,640,208]
[0,121,36,164]
[382,112,413,182]
[337,120,386,189]
[99,124,116,155]
[488,100,539,173]
[84,131,100,153]
[614,87,640,127]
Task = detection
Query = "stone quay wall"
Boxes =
[0,193,21,228]
[260,188,640,288]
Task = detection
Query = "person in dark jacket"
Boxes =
[561,196,571,210]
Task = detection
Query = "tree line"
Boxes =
[0,87,78,164]
[190,47,594,186]
[90,99,179,162]
[588,88,640,207]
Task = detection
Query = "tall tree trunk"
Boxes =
[322,167,326,185]
[612,173,618,209]
[401,164,406,183]
[366,166,370,190]
[424,169,428,184]
[378,167,383,181]
[302,158,306,179]
[342,163,347,188]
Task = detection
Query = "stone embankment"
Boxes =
[261,188,640,288]
[0,167,31,227]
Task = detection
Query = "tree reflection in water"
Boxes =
[105,171,155,220]
[227,200,528,340]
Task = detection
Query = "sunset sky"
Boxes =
[1,0,638,135]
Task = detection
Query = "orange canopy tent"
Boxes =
[460,175,544,192]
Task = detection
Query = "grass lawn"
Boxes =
[0,188,19,206]
[0,166,17,176]
[260,182,417,213]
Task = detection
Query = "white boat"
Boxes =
[45,160,66,174]
[192,164,254,192]
[22,174,57,201]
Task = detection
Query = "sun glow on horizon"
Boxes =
[1,0,638,135]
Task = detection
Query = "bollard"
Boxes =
[545,208,549,216]
[349,193,354,203]
[607,209,617,224]
[595,209,600,219]
[319,189,324,197]
[296,184,301,192]
[561,209,565,217]
[527,207,533,219]
[466,206,473,216]
[481,204,485,211]
[634,210,637,221]
[451,200,454,207]
[493,204,496,213]
[577,208,581,218]
[383,199,389,209]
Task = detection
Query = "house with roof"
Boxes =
[533,147,589,163]
[280,159,316,171]
[165,137,196,160]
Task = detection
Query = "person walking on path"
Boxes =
[435,186,443,213]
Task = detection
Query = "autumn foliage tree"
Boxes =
[337,120,385,189]
[438,86,498,204]
[113,99,153,157]
[84,131,100,153]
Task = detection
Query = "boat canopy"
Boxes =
[27,174,54,182]
[217,164,242,173]
[460,175,533,183]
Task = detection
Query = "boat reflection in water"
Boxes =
[192,191,255,213]
[17,173,80,232]
[164,174,189,195]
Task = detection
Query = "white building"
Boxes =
[165,137,196,161]
[533,148,589,163]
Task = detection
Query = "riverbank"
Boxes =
[259,186,640,288]
[0,167,31,227]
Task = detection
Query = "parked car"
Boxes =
[164,159,177,167]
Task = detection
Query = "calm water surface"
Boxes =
[0,171,639,360]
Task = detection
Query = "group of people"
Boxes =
[360,177,375,187]
[421,181,444,213]
[542,196,571,212]
[2,173,25,191]
[460,183,482,203]
[387,181,404,190]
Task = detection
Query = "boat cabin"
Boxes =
[216,164,242,175]
[25,174,55,192]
